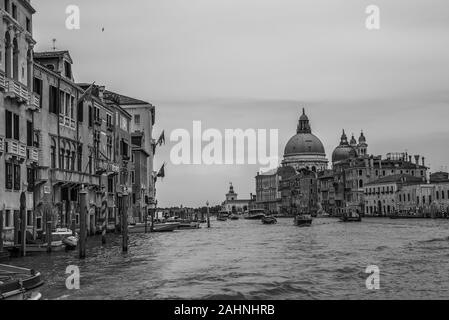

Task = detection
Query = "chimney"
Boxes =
[414,155,420,166]
[409,156,412,163]
[422,157,425,167]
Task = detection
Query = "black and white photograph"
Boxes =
[0,0,449,310]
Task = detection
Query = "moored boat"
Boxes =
[294,214,313,227]
[0,264,44,300]
[229,214,239,220]
[128,222,180,233]
[244,209,266,220]
[62,235,79,249]
[262,216,277,224]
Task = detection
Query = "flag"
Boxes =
[78,82,95,102]
[157,130,166,146]
[157,163,165,178]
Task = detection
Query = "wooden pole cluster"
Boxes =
[20,192,27,257]
[79,188,87,259]
[101,191,108,245]
[121,192,129,252]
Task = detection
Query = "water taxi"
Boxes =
[0,264,44,300]
[294,214,313,227]
[244,209,266,220]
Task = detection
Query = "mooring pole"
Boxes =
[144,207,148,234]
[20,192,27,257]
[207,201,210,228]
[0,204,4,253]
[122,191,129,252]
[79,188,87,259]
[101,191,107,245]
[72,219,76,236]
[46,221,52,253]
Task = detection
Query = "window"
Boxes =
[408,194,411,202]
[64,61,72,79]
[26,17,31,32]
[27,121,33,146]
[49,85,58,114]
[5,210,11,227]
[108,176,114,193]
[11,3,17,19]
[77,145,83,172]
[27,210,32,226]
[13,164,20,190]
[36,217,42,230]
[27,168,34,192]
[436,191,439,200]
[134,114,140,125]
[5,111,20,140]
[5,162,13,189]
[77,100,84,123]
[443,191,445,200]
[33,77,43,108]
[4,0,10,13]
[131,171,135,184]
[106,136,112,160]
[88,105,93,127]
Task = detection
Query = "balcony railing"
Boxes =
[0,70,5,91]
[51,169,100,186]
[5,139,27,159]
[27,93,40,111]
[27,147,39,163]
[0,136,4,153]
[59,115,76,130]
[5,79,29,103]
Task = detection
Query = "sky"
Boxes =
[32,0,449,207]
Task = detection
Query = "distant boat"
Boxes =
[262,216,277,224]
[0,264,44,300]
[217,211,229,221]
[178,221,201,229]
[244,209,266,220]
[229,214,239,220]
[294,214,313,227]
[128,222,180,233]
[340,211,362,222]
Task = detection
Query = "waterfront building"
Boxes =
[222,183,253,213]
[104,90,156,207]
[130,131,150,223]
[318,127,430,216]
[364,174,423,216]
[0,0,38,242]
[255,168,281,213]
[282,108,328,172]
[279,166,319,216]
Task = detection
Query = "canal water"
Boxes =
[10,218,449,300]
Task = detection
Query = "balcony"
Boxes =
[5,79,29,103]
[27,93,40,112]
[27,147,39,163]
[5,139,26,160]
[0,136,4,153]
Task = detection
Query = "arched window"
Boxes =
[12,37,19,81]
[359,180,363,188]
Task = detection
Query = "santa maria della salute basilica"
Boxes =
[254,108,446,218]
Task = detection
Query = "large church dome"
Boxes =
[284,133,326,156]
[282,109,328,172]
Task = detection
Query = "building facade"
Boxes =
[0,0,37,242]
[222,183,253,213]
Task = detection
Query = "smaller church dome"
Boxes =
[332,130,358,164]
